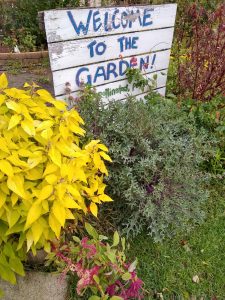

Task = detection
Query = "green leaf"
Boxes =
[110,297,123,300]
[93,275,99,284]
[0,264,16,284]
[85,223,98,239]
[99,235,108,241]
[9,257,25,276]
[112,231,119,247]
[3,243,15,258]
[122,272,131,281]
[88,296,101,300]
[121,237,126,251]
[72,236,81,243]
[128,259,137,272]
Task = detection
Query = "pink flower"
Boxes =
[76,265,100,295]
[81,237,97,258]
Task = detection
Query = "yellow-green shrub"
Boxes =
[0,73,112,284]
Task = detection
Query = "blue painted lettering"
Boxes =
[112,9,120,29]
[104,12,110,32]
[87,40,97,58]
[67,10,92,36]
[107,63,118,80]
[96,42,107,56]
[93,10,102,32]
[117,36,139,52]
[94,66,107,83]
[121,11,128,28]
[140,56,150,70]
[76,67,91,86]
[143,9,153,27]
[119,60,129,76]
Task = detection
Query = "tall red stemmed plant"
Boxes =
[177,3,225,101]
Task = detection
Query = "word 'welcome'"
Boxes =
[67,8,153,36]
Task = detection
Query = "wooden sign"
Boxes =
[44,4,177,102]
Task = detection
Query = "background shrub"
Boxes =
[176,3,225,101]
[78,90,212,241]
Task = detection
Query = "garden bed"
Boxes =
[0,51,49,69]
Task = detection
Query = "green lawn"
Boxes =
[129,184,225,299]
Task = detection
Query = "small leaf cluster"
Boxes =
[0,73,112,284]
[48,223,143,300]
[78,92,212,241]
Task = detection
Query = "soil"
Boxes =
[2,64,54,94]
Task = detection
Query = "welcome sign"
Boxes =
[44,4,177,102]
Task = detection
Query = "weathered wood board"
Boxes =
[44,4,177,102]
[57,69,168,102]
[44,5,177,42]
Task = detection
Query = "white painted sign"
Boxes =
[44,4,177,102]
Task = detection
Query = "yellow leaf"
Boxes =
[31,221,43,244]
[69,123,85,136]
[74,168,87,183]
[99,151,112,162]
[56,183,66,201]
[0,190,6,209]
[41,128,53,140]
[36,89,53,100]
[63,195,81,209]
[0,73,8,89]
[98,144,109,152]
[49,146,61,167]
[93,153,101,168]
[52,201,65,227]
[0,181,9,195]
[27,156,42,169]
[45,174,58,185]
[11,193,19,206]
[0,160,14,177]
[7,153,28,168]
[21,119,35,136]
[7,175,27,199]
[0,137,10,153]
[0,94,6,106]
[90,202,98,218]
[49,212,61,238]
[42,200,49,213]
[39,185,53,201]
[43,163,58,177]
[36,120,54,132]
[6,100,22,113]
[65,208,75,220]
[56,140,76,157]
[8,114,22,130]
[26,168,43,180]
[23,82,31,88]
[18,149,33,157]
[98,194,113,202]
[7,210,20,228]
[26,230,34,252]
[25,203,42,229]
[67,185,81,201]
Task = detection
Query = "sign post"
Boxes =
[44,4,177,102]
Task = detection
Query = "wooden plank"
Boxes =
[53,49,170,96]
[49,27,174,71]
[57,69,167,102]
[135,87,166,101]
[44,4,177,43]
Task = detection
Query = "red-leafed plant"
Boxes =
[177,3,225,101]
[47,223,144,300]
